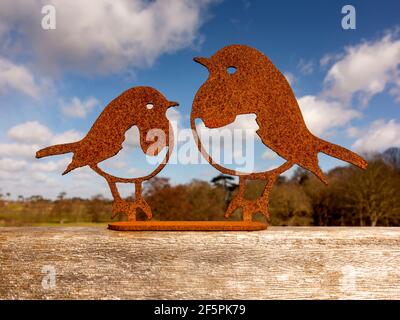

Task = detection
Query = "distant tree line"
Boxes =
[1,148,399,226]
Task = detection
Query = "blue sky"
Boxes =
[0,0,400,199]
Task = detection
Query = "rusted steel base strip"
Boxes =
[108,221,267,231]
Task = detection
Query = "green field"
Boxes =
[1,158,400,227]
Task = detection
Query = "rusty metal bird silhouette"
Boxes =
[191,44,367,224]
[36,86,178,221]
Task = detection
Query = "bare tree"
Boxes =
[339,160,400,226]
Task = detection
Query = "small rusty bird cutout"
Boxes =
[36,86,178,223]
[191,44,367,225]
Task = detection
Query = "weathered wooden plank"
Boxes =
[1,227,400,299]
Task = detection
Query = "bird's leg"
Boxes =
[247,173,277,222]
[224,176,247,220]
[224,174,277,223]
[132,182,153,221]
[108,181,152,221]
[108,181,131,220]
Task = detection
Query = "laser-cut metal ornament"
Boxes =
[36,45,367,231]
[190,44,368,227]
[36,86,178,227]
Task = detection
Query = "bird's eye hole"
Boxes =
[227,66,237,74]
[146,103,154,110]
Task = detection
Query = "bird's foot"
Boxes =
[111,198,153,221]
[225,194,269,222]
[224,194,243,219]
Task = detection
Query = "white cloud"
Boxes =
[219,113,259,133]
[352,119,400,153]
[346,126,361,138]
[324,32,400,105]
[194,114,260,171]
[62,96,99,118]
[0,0,215,74]
[71,167,97,181]
[389,69,400,103]
[50,130,82,145]
[102,160,128,170]
[262,149,278,160]
[0,143,39,158]
[320,54,333,67]
[0,158,27,171]
[167,108,183,126]
[0,170,20,181]
[0,57,42,98]
[29,172,56,184]
[298,95,361,136]
[127,167,146,176]
[31,158,70,172]
[0,122,81,198]
[298,59,314,75]
[1,122,82,161]
[7,121,53,144]
[7,121,81,146]
[196,114,260,143]
[319,53,343,67]
[124,126,141,148]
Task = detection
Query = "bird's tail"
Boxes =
[317,138,368,170]
[36,142,78,159]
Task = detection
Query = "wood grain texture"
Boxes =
[1,227,400,300]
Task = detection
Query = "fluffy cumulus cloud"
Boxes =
[352,119,400,153]
[297,95,361,136]
[285,35,400,141]
[292,31,400,156]
[323,32,400,105]
[0,121,103,199]
[7,121,53,144]
[0,143,39,158]
[5,121,81,147]
[0,121,82,165]
[0,57,42,98]
[61,97,99,118]
[0,0,215,74]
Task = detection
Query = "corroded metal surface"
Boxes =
[35,45,368,230]
[36,86,178,221]
[191,44,368,224]
[1,227,400,299]
[108,220,267,231]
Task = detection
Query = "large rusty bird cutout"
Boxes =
[191,44,367,223]
[36,86,178,221]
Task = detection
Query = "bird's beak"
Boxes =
[168,101,179,108]
[193,57,212,69]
